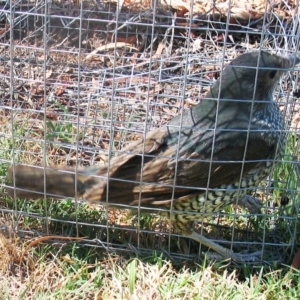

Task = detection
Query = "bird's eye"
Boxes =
[268,70,277,79]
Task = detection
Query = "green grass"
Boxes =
[1,236,300,299]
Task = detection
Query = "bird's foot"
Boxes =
[189,230,263,263]
[204,250,263,263]
[236,194,262,214]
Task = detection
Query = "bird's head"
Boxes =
[209,51,300,102]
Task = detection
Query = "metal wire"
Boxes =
[0,0,299,264]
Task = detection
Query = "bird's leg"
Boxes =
[188,230,263,263]
[173,194,263,263]
[173,219,244,262]
[236,194,262,214]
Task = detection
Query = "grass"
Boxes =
[0,232,300,299]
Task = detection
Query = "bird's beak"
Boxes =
[286,54,300,67]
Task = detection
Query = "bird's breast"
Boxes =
[250,104,285,145]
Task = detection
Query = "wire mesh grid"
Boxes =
[0,0,299,264]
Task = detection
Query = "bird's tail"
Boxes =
[6,165,102,199]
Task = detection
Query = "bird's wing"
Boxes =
[6,103,277,205]
[83,124,275,207]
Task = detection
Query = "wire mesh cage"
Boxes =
[0,0,300,265]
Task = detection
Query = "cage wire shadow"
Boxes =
[0,0,299,264]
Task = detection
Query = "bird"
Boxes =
[6,51,299,262]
